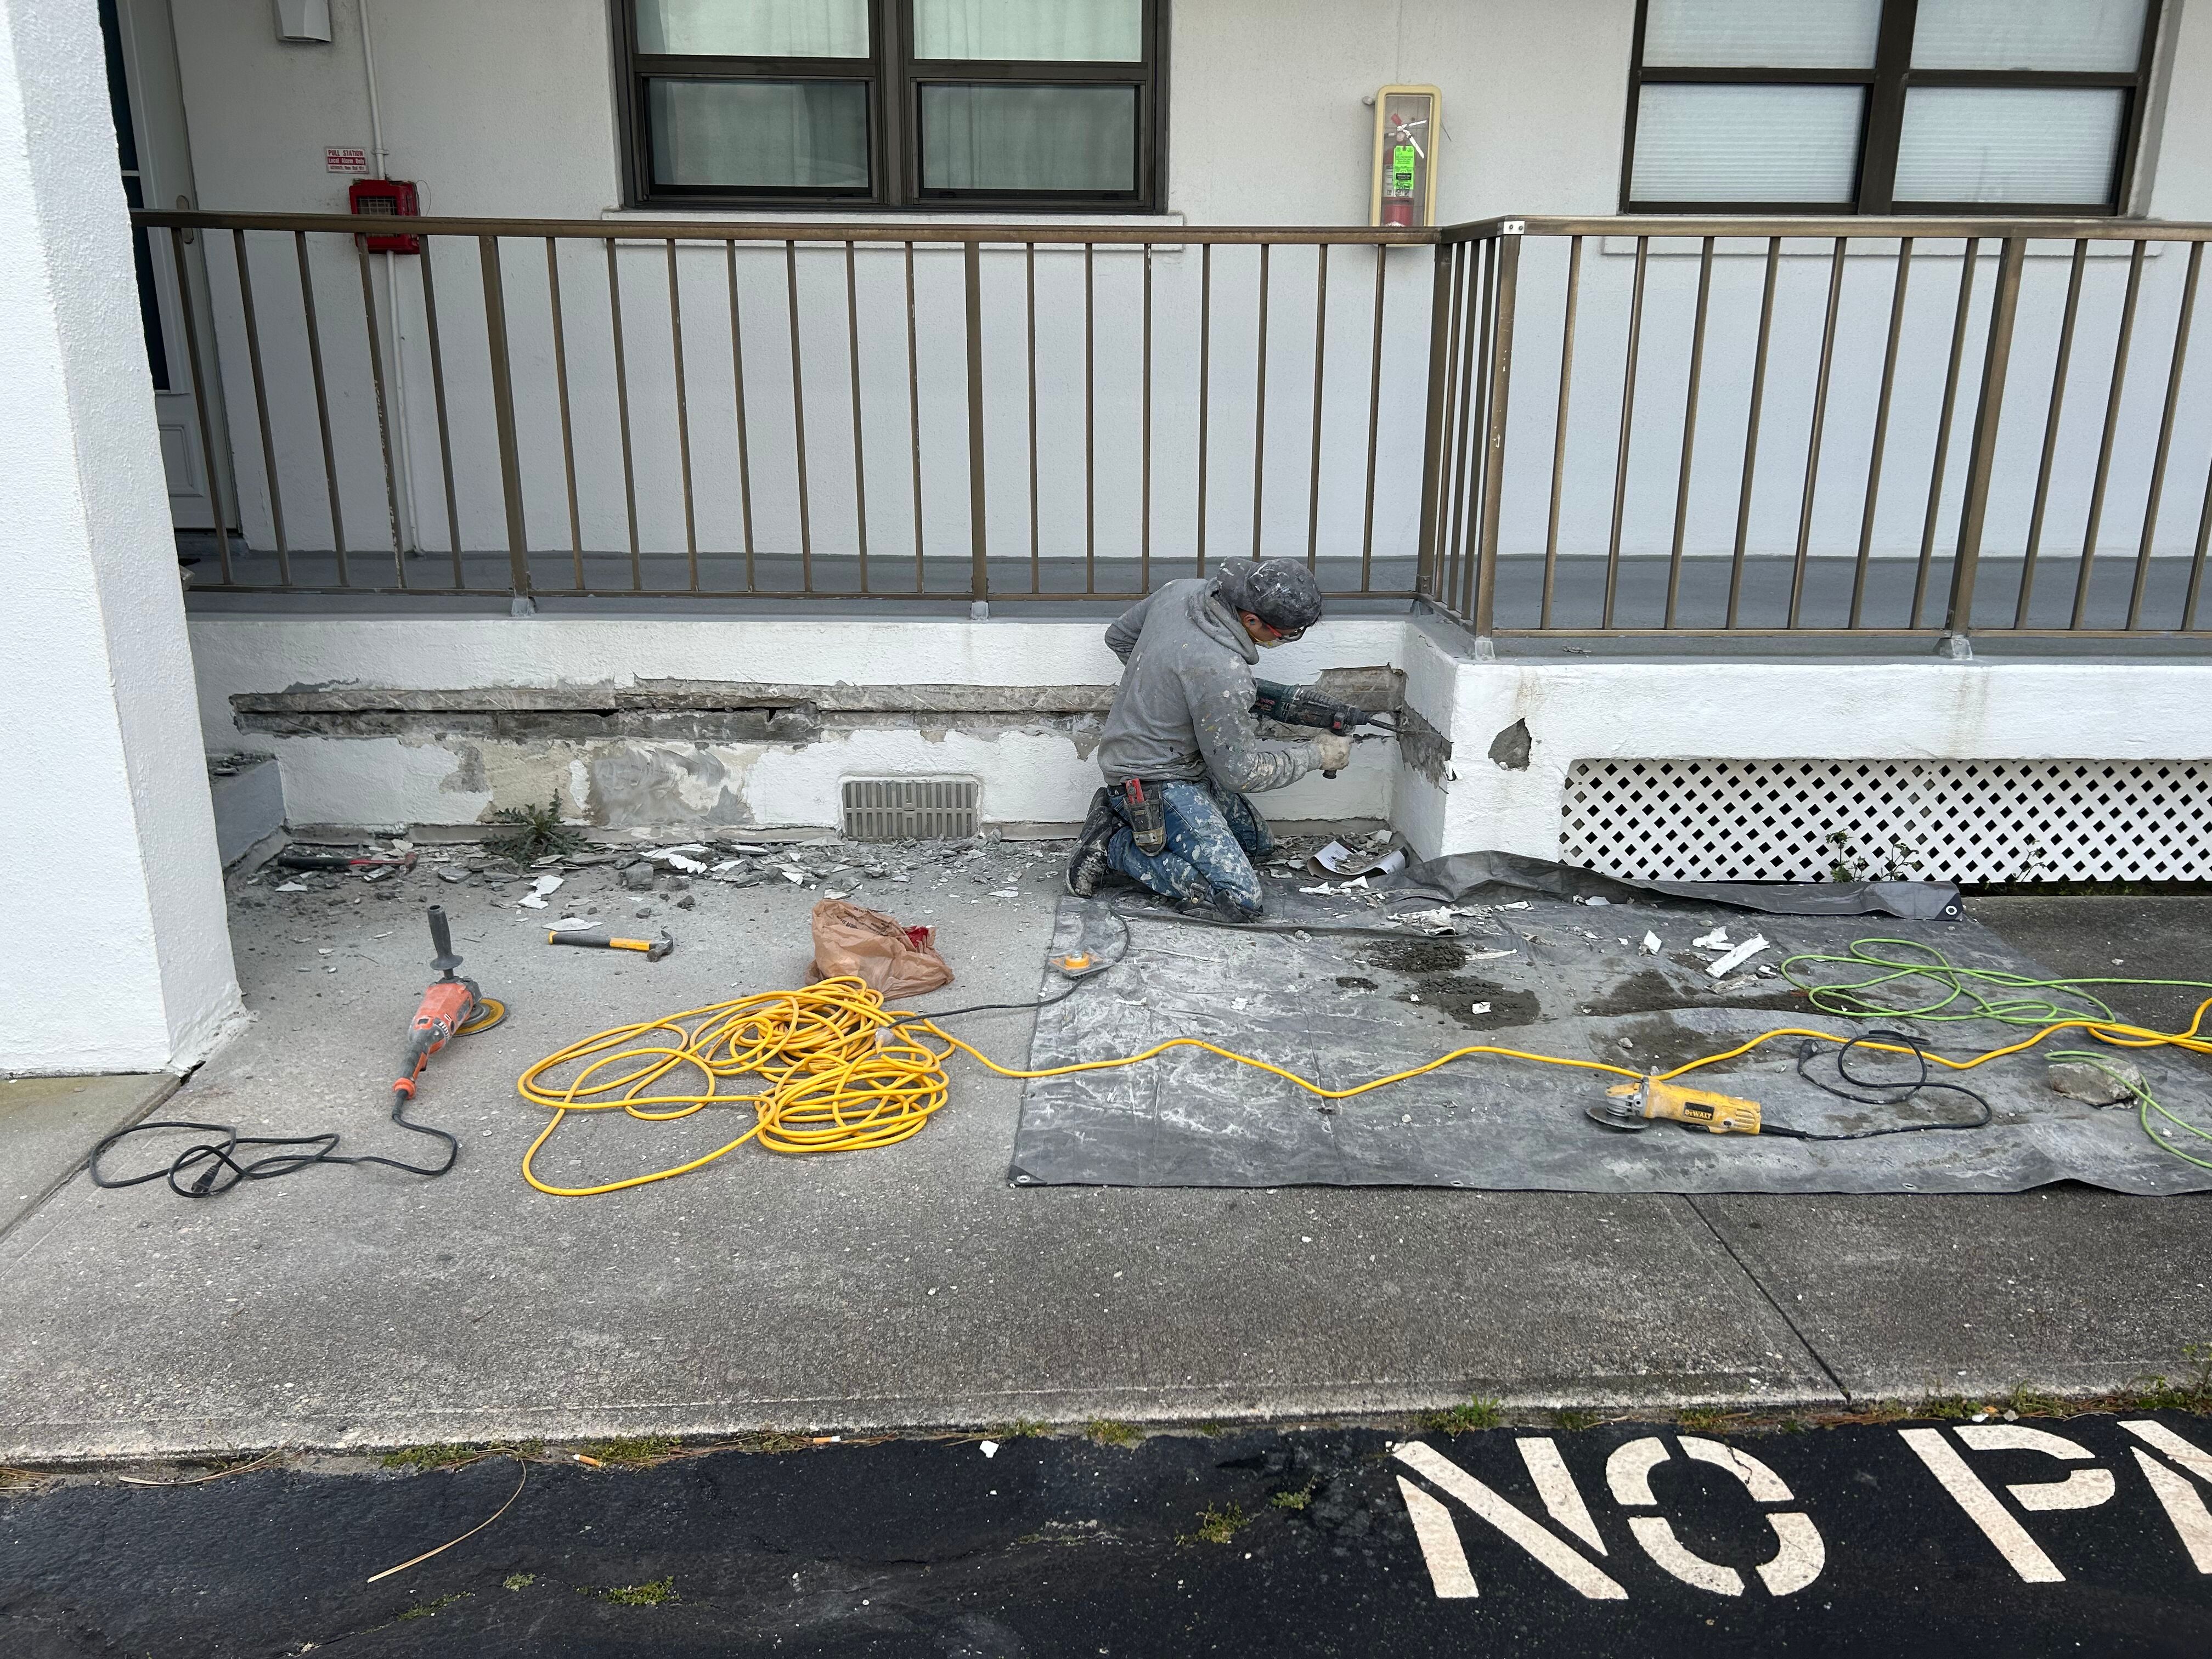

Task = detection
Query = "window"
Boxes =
[616,0,1167,210]
[1622,0,2161,213]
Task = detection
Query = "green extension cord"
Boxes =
[1781,938,2212,1171]
[1781,937,2212,1029]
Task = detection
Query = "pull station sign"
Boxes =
[1369,86,1441,229]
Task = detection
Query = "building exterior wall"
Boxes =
[1,0,239,1075]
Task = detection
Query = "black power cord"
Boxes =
[88,1092,460,1199]
[1770,1030,1994,1141]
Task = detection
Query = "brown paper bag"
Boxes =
[809,899,953,998]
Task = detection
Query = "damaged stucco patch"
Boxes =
[1396,704,1454,785]
[1488,718,1533,771]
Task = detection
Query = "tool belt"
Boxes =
[1111,778,1171,855]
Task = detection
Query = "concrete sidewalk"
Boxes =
[1,844,2207,1462]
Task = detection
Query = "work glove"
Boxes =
[1312,732,1353,774]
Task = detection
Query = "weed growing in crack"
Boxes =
[1423,1396,1504,1435]
[487,798,585,862]
[577,1436,682,1466]
[582,1576,679,1607]
[1085,1419,1140,1448]
[1183,1503,1248,1545]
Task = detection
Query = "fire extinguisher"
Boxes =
[1381,111,1427,228]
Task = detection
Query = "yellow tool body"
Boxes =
[1596,1075,1762,1134]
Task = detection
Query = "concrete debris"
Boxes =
[517,874,564,909]
[620,862,656,891]
[275,882,307,893]
[1706,935,1770,979]
[1641,932,1663,954]
[2049,1058,2143,1106]
[1692,926,1731,949]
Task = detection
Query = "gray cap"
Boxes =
[1214,558,1324,631]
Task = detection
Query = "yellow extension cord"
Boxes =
[514,974,2212,1198]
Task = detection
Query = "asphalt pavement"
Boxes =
[7,1414,2212,1657]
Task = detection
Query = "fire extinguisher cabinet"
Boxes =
[1369,87,1440,229]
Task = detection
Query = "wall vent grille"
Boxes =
[1561,759,2212,884]
[841,776,979,843]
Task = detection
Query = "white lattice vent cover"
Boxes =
[1561,759,2212,883]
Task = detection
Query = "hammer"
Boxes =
[548,930,673,962]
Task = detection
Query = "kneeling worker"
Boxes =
[1066,558,1351,917]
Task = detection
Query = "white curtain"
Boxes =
[1630,83,1864,202]
[1911,0,2148,71]
[1640,0,1880,68]
[651,80,870,189]
[637,1,870,58]
[921,84,1134,190]
[912,0,1143,63]
[1893,86,2124,202]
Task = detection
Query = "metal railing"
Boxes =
[1424,215,2212,639]
[137,207,2212,637]
[137,210,1432,606]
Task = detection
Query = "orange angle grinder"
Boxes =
[396,905,507,1099]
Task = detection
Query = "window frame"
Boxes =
[614,0,1170,212]
[1619,0,2164,216]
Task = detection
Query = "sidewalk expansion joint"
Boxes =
[1680,1195,1851,1406]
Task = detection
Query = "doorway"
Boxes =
[100,0,233,535]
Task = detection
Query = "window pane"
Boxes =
[913,0,1143,61]
[1630,83,1863,202]
[636,0,868,57]
[1893,86,2124,202]
[1642,0,1881,67]
[648,78,870,190]
[920,83,1135,191]
[1911,0,2148,71]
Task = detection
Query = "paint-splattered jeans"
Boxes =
[1105,779,1275,918]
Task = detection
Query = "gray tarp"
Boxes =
[1008,889,2209,1195]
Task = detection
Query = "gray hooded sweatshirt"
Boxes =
[1094,571,1321,792]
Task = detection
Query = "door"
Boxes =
[101,0,232,533]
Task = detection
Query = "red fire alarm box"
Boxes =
[348,177,420,253]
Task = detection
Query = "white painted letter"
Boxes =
[1397,1476,1479,1599]
[2121,1420,2212,1573]
[1392,1441,1628,1600]
[1899,1427,2066,1582]
[1608,1436,1824,1598]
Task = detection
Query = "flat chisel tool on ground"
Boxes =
[548,929,674,961]
[278,848,419,873]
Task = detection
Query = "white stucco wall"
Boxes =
[1401,616,2212,863]
[187,612,1410,831]
[0,0,240,1075]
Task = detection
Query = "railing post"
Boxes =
[1940,236,2025,656]
[477,234,533,613]
[963,238,990,618]
[1472,227,1521,645]
[1412,238,1458,601]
